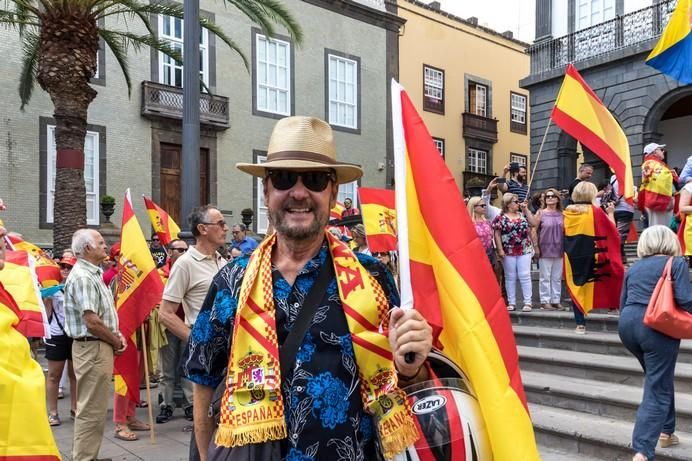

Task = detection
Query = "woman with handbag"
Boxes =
[619,225,692,461]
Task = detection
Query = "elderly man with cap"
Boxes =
[639,142,677,227]
[184,116,432,461]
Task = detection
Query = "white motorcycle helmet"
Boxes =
[399,349,493,461]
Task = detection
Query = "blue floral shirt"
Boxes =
[184,243,400,461]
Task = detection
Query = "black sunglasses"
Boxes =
[267,170,336,192]
[170,247,187,253]
[545,194,558,198]
[475,203,487,208]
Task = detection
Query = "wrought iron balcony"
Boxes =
[462,112,498,143]
[140,81,230,130]
[527,0,676,76]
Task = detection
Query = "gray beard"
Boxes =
[269,207,327,241]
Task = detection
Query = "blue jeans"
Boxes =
[618,306,679,460]
[573,305,585,326]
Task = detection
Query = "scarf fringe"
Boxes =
[214,421,287,448]
[379,416,419,460]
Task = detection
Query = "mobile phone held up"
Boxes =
[496,177,507,184]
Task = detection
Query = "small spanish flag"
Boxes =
[6,234,61,288]
[330,201,345,221]
[143,195,181,245]
[358,187,397,253]
[0,250,49,338]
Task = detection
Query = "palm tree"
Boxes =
[0,0,302,253]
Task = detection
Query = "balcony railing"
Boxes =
[527,0,676,75]
[462,112,498,144]
[140,81,230,129]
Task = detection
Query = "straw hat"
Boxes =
[236,116,363,184]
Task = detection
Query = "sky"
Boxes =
[437,0,536,42]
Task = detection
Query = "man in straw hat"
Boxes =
[184,116,433,460]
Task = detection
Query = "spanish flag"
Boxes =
[114,189,164,401]
[564,205,624,314]
[0,282,61,461]
[143,195,181,246]
[646,0,692,84]
[358,187,397,253]
[6,234,61,288]
[392,80,539,460]
[330,201,345,221]
[0,250,49,338]
[551,64,635,203]
[678,214,692,254]
[638,157,675,212]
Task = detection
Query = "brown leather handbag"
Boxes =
[644,257,692,339]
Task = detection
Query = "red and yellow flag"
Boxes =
[143,195,181,246]
[0,282,61,461]
[679,214,692,255]
[551,64,634,203]
[6,234,61,288]
[358,187,397,253]
[114,189,165,401]
[638,157,675,212]
[330,201,345,221]
[0,250,49,338]
[392,81,539,460]
[564,205,624,314]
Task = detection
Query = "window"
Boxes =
[469,82,488,117]
[510,92,527,134]
[576,0,615,30]
[510,153,528,168]
[47,125,100,225]
[467,148,488,174]
[158,15,209,88]
[327,53,359,130]
[423,65,444,114]
[432,137,445,158]
[255,33,291,116]
[338,182,358,208]
[255,155,268,233]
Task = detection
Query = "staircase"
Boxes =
[511,310,692,460]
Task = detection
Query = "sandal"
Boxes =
[522,305,533,312]
[114,424,138,441]
[48,413,61,426]
[632,454,647,461]
[135,400,149,408]
[127,419,151,431]
[507,304,515,311]
[659,433,679,448]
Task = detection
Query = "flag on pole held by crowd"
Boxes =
[358,187,397,253]
[143,195,181,246]
[646,0,692,84]
[551,64,635,203]
[0,282,61,461]
[0,250,50,338]
[563,205,624,315]
[330,201,345,221]
[114,189,165,402]
[6,234,61,288]
[391,80,539,460]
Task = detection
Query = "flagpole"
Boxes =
[526,118,553,199]
[140,324,156,443]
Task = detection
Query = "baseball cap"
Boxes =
[643,143,666,155]
[109,242,121,259]
[59,256,77,267]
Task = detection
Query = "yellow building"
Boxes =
[397,0,530,195]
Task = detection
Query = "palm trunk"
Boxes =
[36,12,99,254]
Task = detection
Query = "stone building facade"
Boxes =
[0,0,403,245]
[521,0,692,191]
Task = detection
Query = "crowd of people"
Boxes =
[4,127,692,461]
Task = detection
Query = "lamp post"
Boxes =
[181,0,200,231]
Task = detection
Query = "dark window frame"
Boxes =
[324,48,361,134]
[432,137,445,159]
[510,91,528,134]
[252,28,295,120]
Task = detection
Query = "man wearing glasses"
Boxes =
[158,206,227,434]
[156,239,193,424]
[229,223,258,255]
[184,116,432,460]
[149,234,167,269]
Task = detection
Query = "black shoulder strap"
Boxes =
[279,252,334,378]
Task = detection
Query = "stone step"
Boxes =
[510,310,620,332]
[518,345,692,393]
[531,403,692,461]
[523,370,692,434]
[513,324,692,364]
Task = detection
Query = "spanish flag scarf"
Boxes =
[215,231,418,459]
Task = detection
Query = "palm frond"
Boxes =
[94,0,184,37]
[199,16,249,70]
[230,0,303,44]
[222,0,277,40]
[97,27,132,96]
[0,8,40,28]
[18,30,40,109]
